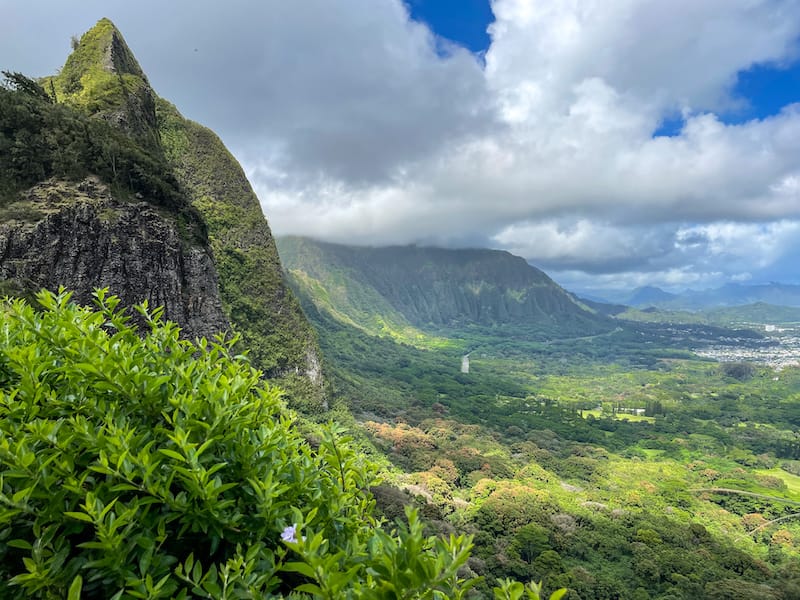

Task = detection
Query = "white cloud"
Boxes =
[3,0,800,288]
[487,0,799,116]
[491,219,670,271]
[676,221,800,269]
[252,0,800,288]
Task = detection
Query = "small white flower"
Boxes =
[281,524,299,543]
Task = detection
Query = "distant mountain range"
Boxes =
[585,282,800,310]
[277,237,611,340]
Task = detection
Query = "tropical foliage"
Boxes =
[0,290,496,599]
[0,72,190,217]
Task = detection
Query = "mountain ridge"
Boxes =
[601,282,800,310]
[277,236,611,339]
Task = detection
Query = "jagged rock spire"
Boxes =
[51,18,159,146]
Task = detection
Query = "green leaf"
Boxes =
[64,511,94,523]
[281,561,316,579]
[295,583,325,595]
[202,581,221,597]
[192,557,203,582]
[68,575,83,600]
[158,448,186,462]
[11,487,31,504]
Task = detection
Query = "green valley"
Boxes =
[280,236,800,599]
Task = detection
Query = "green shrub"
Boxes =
[493,579,566,600]
[0,289,479,598]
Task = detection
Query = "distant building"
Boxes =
[461,354,470,374]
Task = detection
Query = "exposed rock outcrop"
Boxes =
[0,178,227,339]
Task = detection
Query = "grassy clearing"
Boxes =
[581,409,656,423]
[757,467,800,497]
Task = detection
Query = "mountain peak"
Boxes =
[59,18,147,89]
[626,285,677,307]
[49,18,158,144]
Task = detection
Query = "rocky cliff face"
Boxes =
[1,18,325,407]
[0,178,227,338]
[278,237,610,334]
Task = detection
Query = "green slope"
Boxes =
[277,236,451,348]
[156,102,324,407]
[277,236,610,340]
[620,302,800,327]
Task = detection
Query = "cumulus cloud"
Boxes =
[2,0,800,288]
[1,0,489,183]
[198,0,491,182]
[492,220,674,272]
[250,0,800,287]
[487,0,799,116]
[676,221,800,270]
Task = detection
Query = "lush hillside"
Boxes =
[156,101,323,406]
[278,238,800,598]
[278,236,610,340]
[703,303,800,326]
[1,19,323,405]
[619,302,800,327]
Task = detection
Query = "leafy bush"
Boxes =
[493,579,566,600]
[0,289,482,598]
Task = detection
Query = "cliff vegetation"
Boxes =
[1,17,323,404]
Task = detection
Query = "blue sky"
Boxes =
[653,57,800,137]
[1,0,799,292]
[409,0,800,135]
[407,0,494,53]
